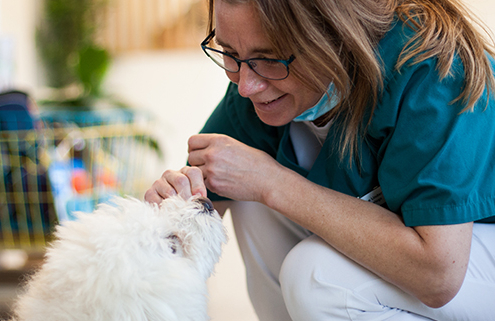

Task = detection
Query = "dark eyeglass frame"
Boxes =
[201,29,296,80]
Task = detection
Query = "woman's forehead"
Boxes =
[214,0,272,52]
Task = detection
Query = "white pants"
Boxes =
[228,201,495,321]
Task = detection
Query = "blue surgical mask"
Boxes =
[293,83,340,122]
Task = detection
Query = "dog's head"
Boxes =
[156,195,227,279]
[58,196,227,281]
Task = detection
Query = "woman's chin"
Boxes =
[252,93,297,126]
[255,112,293,127]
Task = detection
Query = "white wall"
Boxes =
[0,0,40,93]
[468,0,495,33]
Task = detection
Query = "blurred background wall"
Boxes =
[1,0,495,320]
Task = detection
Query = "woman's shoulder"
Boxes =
[377,17,413,63]
[369,20,495,226]
[372,17,469,130]
[376,17,434,84]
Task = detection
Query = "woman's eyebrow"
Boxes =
[214,37,231,49]
[215,37,275,55]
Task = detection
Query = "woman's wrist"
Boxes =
[260,164,303,212]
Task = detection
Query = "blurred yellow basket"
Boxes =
[1,114,162,251]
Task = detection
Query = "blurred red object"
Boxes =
[71,169,92,193]
[97,168,117,188]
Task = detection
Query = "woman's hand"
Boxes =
[144,166,207,204]
[187,133,282,203]
[144,133,281,204]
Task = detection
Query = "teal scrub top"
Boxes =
[199,18,495,227]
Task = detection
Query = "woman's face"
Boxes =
[214,0,326,126]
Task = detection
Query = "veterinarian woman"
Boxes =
[146,0,495,319]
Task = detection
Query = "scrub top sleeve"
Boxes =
[377,57,495,226]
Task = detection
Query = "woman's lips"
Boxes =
[263,95,283,104]
[254,94,287,111]
[251,93,293,126]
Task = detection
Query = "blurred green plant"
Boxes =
[36,0,110,106]
[36,0,163,158]
[76,45,111,98]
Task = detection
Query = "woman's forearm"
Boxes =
[263,165,472,308]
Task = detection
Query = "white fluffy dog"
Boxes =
[10,196,227,321]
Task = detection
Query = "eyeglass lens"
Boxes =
[204,48,289,80]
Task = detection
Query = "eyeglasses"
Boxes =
[201,29,295,80]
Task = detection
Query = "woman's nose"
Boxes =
[228,63,268,98]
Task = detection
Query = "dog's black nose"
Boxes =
[196,197,215,214]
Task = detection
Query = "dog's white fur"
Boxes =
[10,196,227,321]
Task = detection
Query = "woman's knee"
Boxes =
[280,235,407,320]
[279,235,351,320]
[279,237,315,309]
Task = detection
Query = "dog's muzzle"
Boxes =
[195,197,215,215]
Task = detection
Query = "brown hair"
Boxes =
[207,0,495,164]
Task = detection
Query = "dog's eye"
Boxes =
[166,234,180,255]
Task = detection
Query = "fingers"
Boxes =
[188,134,229,167]
[187,134,210,153]
[145,134,226,204]
[180,166,207,198]
[144,187,166,204]
[144,167,206,204]
[144,170,178,204]
[187,134,212,168]
[188,133,228,153]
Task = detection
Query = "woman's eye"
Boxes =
[166,234,181,255]
[224,50,238,58]
[262,59,278,65]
